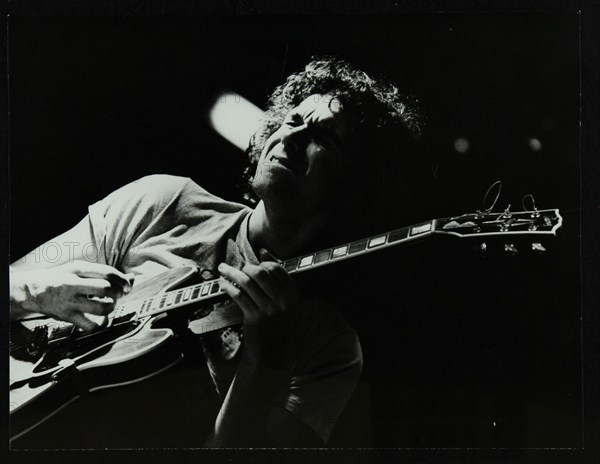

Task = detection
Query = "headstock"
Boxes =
[434,210,562,254]
[433,184,562,255]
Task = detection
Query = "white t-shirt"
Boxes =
[87,174,362,443]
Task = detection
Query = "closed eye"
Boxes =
[284,113,304,127]
[283,112,340,151]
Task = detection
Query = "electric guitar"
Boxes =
[9,207,563,441]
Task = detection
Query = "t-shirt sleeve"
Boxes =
[272,297,364,444]
[87,174,193,268]
[279,330,363,444]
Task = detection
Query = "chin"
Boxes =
[252,174,301,208]
[253,163,296,194]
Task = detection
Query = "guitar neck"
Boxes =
[114,207,562,321]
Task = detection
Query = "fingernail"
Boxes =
[218,263,226,271]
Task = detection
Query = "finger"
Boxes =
[65,311,100,332]
[243,263,292,309]
[76,296,116,316]
[70,262,134,291]
[219,277,261,322]
[77,278,124,299]
[259,248,282,264]
[218,263,273,313]
[259,261,297,298]
[260,261,292,284]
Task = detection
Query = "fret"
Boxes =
[348,239,368,254]
[314,249,331,264]
[388,228,408,243]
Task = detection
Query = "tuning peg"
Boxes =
[531,242,546,253]
[522,194,540,218]
[504,243,518,254]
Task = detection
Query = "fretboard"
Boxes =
[110,219,437,322]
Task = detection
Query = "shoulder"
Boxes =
[122,174,195,204]
[90,174,252,225]
[91,174,216,214]
[134,174,250,211]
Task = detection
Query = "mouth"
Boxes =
[266,153,305,176]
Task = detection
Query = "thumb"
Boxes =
[68,311,100,332]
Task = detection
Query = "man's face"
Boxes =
[252,94,358,216]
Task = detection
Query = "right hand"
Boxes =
[10,261,134,332]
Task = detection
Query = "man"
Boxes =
[10,58,420,447]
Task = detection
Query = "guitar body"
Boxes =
[10,265,199,441]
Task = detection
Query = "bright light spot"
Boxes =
[528,137,542,152]
[208,91,265,151]
[453,137,470,153]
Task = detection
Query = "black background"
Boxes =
[8,13,583,450]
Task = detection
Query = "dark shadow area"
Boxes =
[9,13,581,448]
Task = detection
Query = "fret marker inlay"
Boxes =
[299,255,314,268]
[332,245,348,258]
[410,222,432,236]
[368,235,386,248]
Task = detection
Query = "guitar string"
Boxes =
[11,211,559,353]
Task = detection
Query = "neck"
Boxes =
[247,201,328,260]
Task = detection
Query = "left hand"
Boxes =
[217,253,299,366]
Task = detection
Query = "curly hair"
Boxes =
[240,57,422,209]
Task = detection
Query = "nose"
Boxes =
[280,123,308,154]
